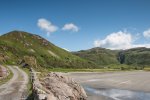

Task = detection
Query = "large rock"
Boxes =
[0,65,8,78]
[40,72,87,100]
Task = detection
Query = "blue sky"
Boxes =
[0,0,150,51]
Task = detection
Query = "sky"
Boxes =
[0,0,150,51]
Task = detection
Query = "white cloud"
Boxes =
[62,23,79,32]
[37,18,58,36]
[94,31,132,50]
[143,28,150,38]
[94,31,150,50]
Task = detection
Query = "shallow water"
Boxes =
[84,87,150,100]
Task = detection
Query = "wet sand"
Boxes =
[66,71,150,100]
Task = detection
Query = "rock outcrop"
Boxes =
[37,72,87,100]
[0,65,9,78]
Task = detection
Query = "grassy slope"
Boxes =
[73,47,150,69]
[124,47,150,66]
[0,31,99,71]
[73,47,119,65]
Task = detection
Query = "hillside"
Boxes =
[73,47,119,65]
[0,31,98,70]
[1,31,149,71]
[123,47,150,66]
[73,47,150,67]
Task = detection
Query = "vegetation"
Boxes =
[0,31,99,71]
[144,67,150,71]
[107,64,144,70]
[123,47,150,66]
[47,64,143,72]
[0,31,150,71]
[73,47,150,69]
[73,47,119,65]
[48,68,122,72]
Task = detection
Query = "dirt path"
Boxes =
[0,66,29,100]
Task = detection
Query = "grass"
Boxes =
[47,64,144,73]
[144,67,150,71]
[0,31,99,71]
[48,68,129,73]
[0,65,13,85]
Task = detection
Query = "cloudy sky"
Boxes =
[0,0,150,51]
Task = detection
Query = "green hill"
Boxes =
[0,31,98,70]
[73,47,119,66]
[122,47,150,66]
[73,47,150,68]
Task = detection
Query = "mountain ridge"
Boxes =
[73,47,150,68]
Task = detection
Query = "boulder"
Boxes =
[40,72,87,100]
[0,66,8,77]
